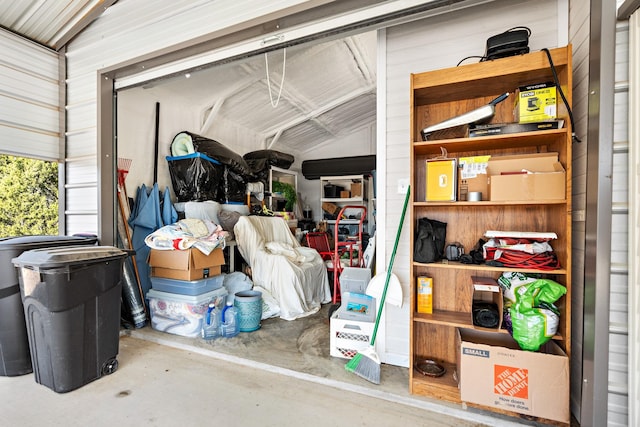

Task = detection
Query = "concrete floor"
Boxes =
[0,305,543,427]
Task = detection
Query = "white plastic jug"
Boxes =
[201,303,220,340]
[220,301,239,338]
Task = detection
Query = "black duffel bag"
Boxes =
[414,218,447,263]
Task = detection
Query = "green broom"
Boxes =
[345,185,411,384]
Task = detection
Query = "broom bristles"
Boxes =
[345,346,381,384]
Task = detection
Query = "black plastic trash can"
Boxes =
[12,245,126,392]
[0,235,97,377]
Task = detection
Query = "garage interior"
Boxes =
[2,1,636,426]
[111,21,393,381]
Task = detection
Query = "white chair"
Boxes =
[233,216,331,320]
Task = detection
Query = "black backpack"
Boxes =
[414,218,447,263]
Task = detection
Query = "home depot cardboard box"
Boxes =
[148,247,225,281]
[487,152,565,201]
[457,328,569,423]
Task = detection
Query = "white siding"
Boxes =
[382,0,562,366]
[0,28,60,161]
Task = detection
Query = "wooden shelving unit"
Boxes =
[409,46,572,424]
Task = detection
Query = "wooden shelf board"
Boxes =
[413,310,504,332]
[412,260,568,275]
[412,199,567,207]
[410,361,460,403]
[321,197,365,203]
[412,310,564,341]
[413,128,568,156]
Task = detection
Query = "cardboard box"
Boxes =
[350,182,362,197]
[148,248,225,281]
[417,276,433,314]
[471,276,502,330]
[457,155,490,201]
[426,158,457,201]
[487,152,565,201]
[340,190,351,199]
[516,82,557,123]
[321,202,339,215]
[457,329,570,423]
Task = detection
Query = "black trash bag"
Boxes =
[413,218,447,263]
[171,131,253,177]
[243,149,295,170]
[244,157,270,187]
[167,153,225,202]
[222,166,247,204]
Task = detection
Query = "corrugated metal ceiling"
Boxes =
[0,0,117,51]
[119,31,377,154]
[1,0,377,154]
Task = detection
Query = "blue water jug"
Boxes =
[201,303,220,340]
[220,301,239,338]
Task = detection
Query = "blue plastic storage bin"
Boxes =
[150,274,225,296]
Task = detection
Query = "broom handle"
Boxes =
[369,185,411,345]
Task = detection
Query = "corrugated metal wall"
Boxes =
[382,0,562,366]
[568,0,590,421]
[0,28,60,161]
[607,10,632,427]
[628,10,639,427]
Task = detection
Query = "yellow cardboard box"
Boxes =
[517,82,557,123]
[426,159,456,201]
[417,276,433,314]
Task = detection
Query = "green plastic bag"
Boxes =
[510,279,567,351]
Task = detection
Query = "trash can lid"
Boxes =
[0,235,98,251]
[12,245,126,270]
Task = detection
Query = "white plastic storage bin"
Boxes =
[150,274,225,296]
[147,288,227,337]
[339,267,371,294]
[330,310,374,359]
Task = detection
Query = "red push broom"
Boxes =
[345,185,410,384]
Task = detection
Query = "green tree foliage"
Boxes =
[0,155,59,237]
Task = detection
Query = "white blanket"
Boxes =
[234,216,331,320]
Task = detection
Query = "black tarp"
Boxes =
[301,155,376,180]
[243,149,295,187]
